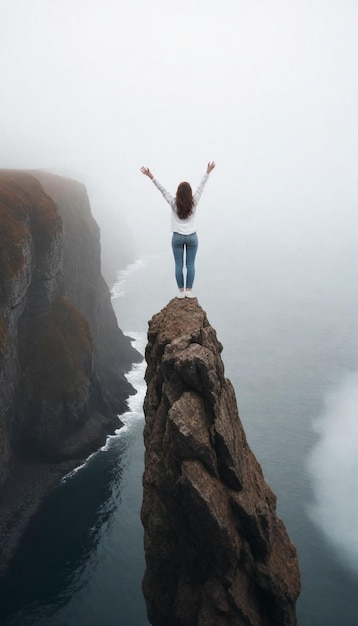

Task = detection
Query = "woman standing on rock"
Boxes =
[140,162,216,298]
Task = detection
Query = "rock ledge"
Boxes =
[142,298,300,626]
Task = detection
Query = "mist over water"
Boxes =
[0,251,357,624]
[112,252,358,624]
[308,370,358,575]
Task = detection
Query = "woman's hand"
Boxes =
[140,166,154,179]
[207,161,216,174]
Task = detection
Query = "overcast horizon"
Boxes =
[1,0,357,256]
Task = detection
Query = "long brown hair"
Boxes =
[175,182,194,219]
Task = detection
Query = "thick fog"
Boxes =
[1,0,358,571]
[308,371,358,574]
[1,0,357,250]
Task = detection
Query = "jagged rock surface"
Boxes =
[0,170,141,570]
[142,299,301,626]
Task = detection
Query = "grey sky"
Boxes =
[1,0,357,253]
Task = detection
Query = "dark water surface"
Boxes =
[1,251,358,625]
[0,364,149,626]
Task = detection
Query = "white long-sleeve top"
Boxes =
[152,172,209,235]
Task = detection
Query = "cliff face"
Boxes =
[142,299,300,626]
[0,170,141,568]
[34,171,139,412]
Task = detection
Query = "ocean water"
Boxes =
[1,248,358,625]
[0,335,150,626]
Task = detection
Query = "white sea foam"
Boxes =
[62,331,146,482]
[307,369,358,574]
[115,331,147,430]
[110,258,148,300]
[62,451,97,482]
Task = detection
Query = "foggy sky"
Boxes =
[1,0,358,574]
[1,0,357,255]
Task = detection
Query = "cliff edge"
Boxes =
[142,298,300,626]
[0,170,141,571]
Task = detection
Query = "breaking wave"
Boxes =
[110,258,149,300]
[63,331,146,483]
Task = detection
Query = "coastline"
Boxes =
[0,457,80,577]
[0,332,145,579]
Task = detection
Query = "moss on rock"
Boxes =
[0,172,62,281]
[21,294,93,402]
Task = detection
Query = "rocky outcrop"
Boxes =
[0,170,141,570]
[142,299,300,626]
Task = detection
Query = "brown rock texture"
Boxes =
[142,298,301,626]
[0,170,141,572]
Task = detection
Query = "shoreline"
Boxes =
[0,413,127,578]
[0,456,86,577]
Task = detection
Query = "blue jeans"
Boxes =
[171,232,198,289]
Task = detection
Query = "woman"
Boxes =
[140,161,216,298]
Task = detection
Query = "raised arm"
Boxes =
[193,161,216,205]
[140,166,175,206]
[140,166,154,179]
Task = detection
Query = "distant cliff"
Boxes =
[142,299,300,626]
[0,170,141,570]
